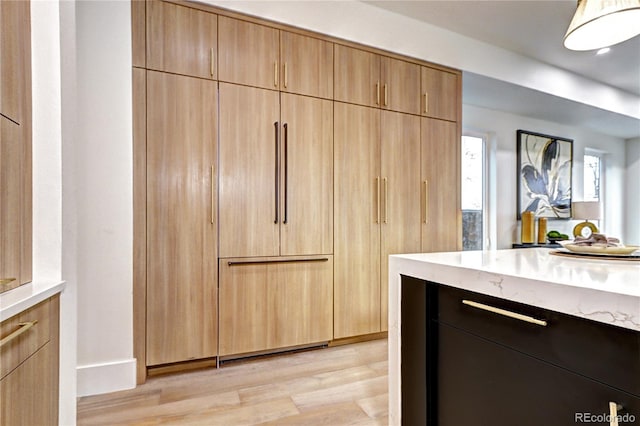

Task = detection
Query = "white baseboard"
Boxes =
[76,358,137,397]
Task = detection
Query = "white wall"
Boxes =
[463,104,627,249]
[626,138,640,245]
[72,0,135,396]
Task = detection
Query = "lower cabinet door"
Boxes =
[438,324,640,426]
[219,256,333,357]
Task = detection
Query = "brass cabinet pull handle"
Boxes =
[0,278,17,286]
[211,165,215,225]
[0,321,38,348]
[283,123,288,224]
[274,122,280,224]
[384,84,388,106]
[383,177,388,224]
[423,180,429,224]
[376,81,380,105]
[284,62,288,88]
[228,257,329,266]
[462,300,548,326]
[424,92,428,114]
[274,61,278,87]
[376,177,380,224]
[210,48,215,77]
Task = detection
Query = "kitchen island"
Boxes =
[388,248,640,425]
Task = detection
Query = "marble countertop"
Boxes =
[0,280,66,322]
[389,248,640,331]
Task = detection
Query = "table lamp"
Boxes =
[572,201,601,237]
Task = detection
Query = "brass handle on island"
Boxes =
[0,278,16,286]
[0,321,38,348]
[462,300,547,326]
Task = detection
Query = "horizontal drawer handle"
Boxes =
[0,278,17,286]
[0,320,38,348]
[228,258,329,266]
[462,300,547,327]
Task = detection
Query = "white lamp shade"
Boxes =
[572,201,601,220]
[564,0,640,50]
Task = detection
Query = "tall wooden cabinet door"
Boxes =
[219,83,280,258]
[146,0,217,80]
[381,57,421,115]
[380,111,421,331]
[219,260,271,356]
[280,32,333,99]
[218,16,280,90]
[0,0,30,124]
[146,71,217,365]
[421,118,461,253]
[421,66,459,122]
[334,45,381,108]
[0,117,22,293]
[280,94,333,256]
[334,103,381,339]
[273,257,333,347]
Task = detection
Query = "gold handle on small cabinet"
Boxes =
[462,300,548,326]
[376,177,380,224]
[0,278,16,286]
[284,62,288,88]
[424,92,428,114]
[383,177,388,224]
[384,84,388,106]
[0,321,38,348]
[423,180,429,224]
[609,402,623,426]
[211,165,215,225]
[376,81,380,105]
[210,48,215,77]
[274,61,278,87]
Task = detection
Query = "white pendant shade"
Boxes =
[564,0,640,50]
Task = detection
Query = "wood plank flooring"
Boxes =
[77,339,389,425]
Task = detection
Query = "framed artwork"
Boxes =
[517,130,573,219]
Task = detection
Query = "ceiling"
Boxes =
[364,0,640,138]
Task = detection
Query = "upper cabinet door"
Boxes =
[421,66,459,122]
[218,17,280,90]
[0,0,30,124]
[381,57,421,115]
[334,45,381,108]
[280,93,333,256]
[146,0,217,79]
[280,32,333,99]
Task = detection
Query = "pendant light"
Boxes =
[564,0,640,50]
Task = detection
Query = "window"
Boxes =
[461,135,485,250]
[584,154,601,202]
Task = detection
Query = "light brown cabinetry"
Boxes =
[421,118,461,252]
[334,44,420,115]
[1,296,60,425]
[145,71,218,366]
[421,66,459,122]
[146,0,217,79]
[0,0,32,294]
[334,103,420,338]
[219,256,333,356]
[219,16,333,99]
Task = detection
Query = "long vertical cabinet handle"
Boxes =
[211,165,215,224]
[424,92,428,114]
[383,177,388,223]
[384,84,388,106]
[376,177,381,224]
[609,402,622,426]
[274,122,280,224]
[284,63,288,88]
[210,48,215,77]
[423,180,429,224]
[283,123,288,224]
[376,81,380,105]
[274,61,279,87]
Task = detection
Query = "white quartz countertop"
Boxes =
[389,248,640,331]
[0,280,66,322]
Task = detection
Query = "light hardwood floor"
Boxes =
[77,339,389,425]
